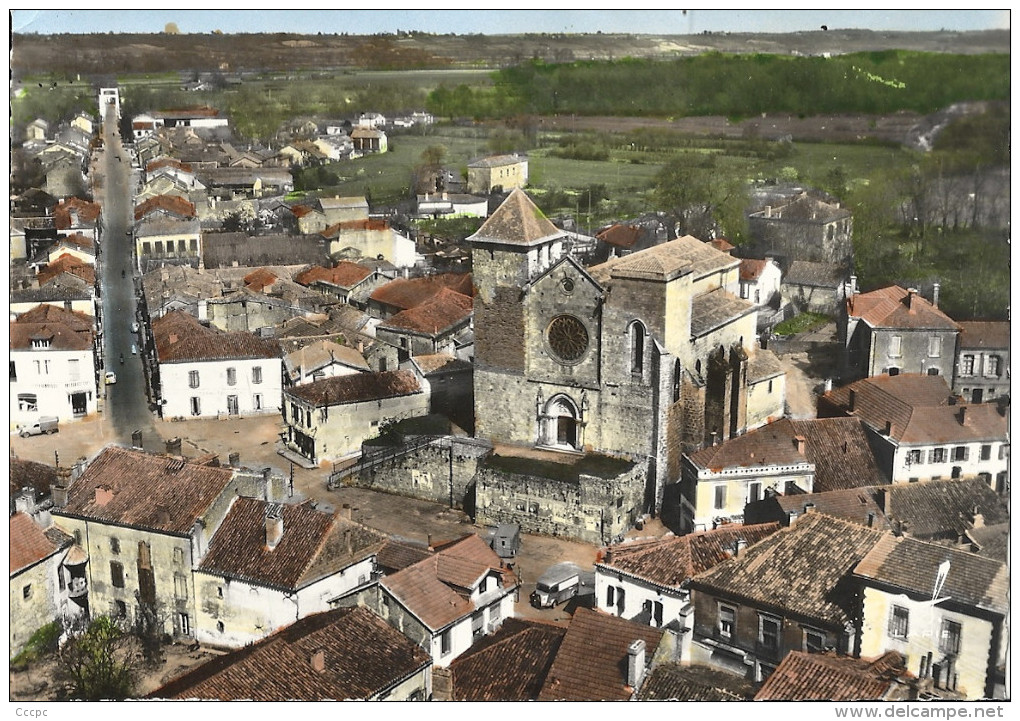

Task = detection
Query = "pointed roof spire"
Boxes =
[468,188,563,247]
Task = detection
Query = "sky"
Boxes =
[9,9,1011,36]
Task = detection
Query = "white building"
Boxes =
[153,311,282,419]
[9,305,98,429]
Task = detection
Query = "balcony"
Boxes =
[67,577,88,599]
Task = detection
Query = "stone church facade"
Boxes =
[470,190,786,537]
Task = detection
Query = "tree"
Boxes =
[164,23,180,34]
[57,616,138,700]
[654,155,748,241]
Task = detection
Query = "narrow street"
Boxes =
[95,101,162,451]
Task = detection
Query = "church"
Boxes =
[470,190,786,538]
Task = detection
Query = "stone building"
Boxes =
[953,321,1009,404]
[746,191,853,269]
[469,190,785,535]
[467,154,528,195]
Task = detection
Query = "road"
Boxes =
[96,102,162,452]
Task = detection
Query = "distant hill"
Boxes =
[11,29,1009,76]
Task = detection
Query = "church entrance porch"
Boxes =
[538,394,585,453]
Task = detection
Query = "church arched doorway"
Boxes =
[542,394,582,451]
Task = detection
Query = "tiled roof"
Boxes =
[447,619,566,701]
[690,417,885,491]
[53,197,101,228]
[769,488,891,530]
[847,285,959,330]
[468,189,562,247]
[638,663,756,701]
[880,478,1010,542]
[10,279,92,303]
[369,273,473,312]
[378,287,472,335]
[821,374,1006,444]
[320,218,390,238]
[596,224,642,249]
[754,193,851,223]
[708,238,735,253]
[55,233,95,252]
[381,534,515,631]
[10,458,58,506]
[153,311,281,363]
[958,321,1010,350]
[242,268,278,292]
[37,254,96,287]
[965,523,1009,563]
[199,497,386,591]
[151,606,431,700]
[294,261,372,288]
[690,288,756,338]
[53,446,234,536]
[10,305,95,351]
[411,353,473,375]
[854,534,1008,616]
[468,154,527,168]
[10,513,71,575]
[538,607,664,701]
[318,196,368,211]
[689,512,884,627]
[746,348,785,383]
[754,651,909,701]
[201,232,328,269]
[375,539,433,573]
[145,157,193,173]
[134,194,196,221]
[784,260,845,287]
[287,369,420,407]
[739,258,769,281]
[592,234,736,284]
[599,523,780,589]
[285,340,369,374]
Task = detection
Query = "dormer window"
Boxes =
[30,335,53,349]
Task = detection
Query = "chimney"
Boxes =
[131,429,143,448]
[166,437,182,456]
[848,389,856,412]
[906,288,918,313]
[959,407,970,426]
[228,452,240,468]
[427,533,434,551]
[310,649,325,673]
[932,282,940,309]
[627,639,647,689]
[342,503,352,520]
[15,487,35,515]
[866,512,875,528]
[884,420,893,436]
[734,538,748,556]
[849,275,858,296]
[262,467,272,501]
[803,503,816,514]
[52,467,71,508]
[265,504,283,549]
[793,435,806,455]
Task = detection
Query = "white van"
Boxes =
[18,416,59,437]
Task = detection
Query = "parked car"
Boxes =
[131,343,137,354]
[131,322,139,333]
[530,562,582,609]
[105,371,117,385]
[18,416,59,437]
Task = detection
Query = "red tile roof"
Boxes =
[320,218,390,238]
[637,663,756,700]
[289,203,315,218]
[10,304,95,351]
[10,513,71,575]
[598,523,780,589]
[739,258,768,281]
[468,189,562,247]
[755,651,910,701]
[134,194,196,221]
[447,619,567,701]
[378,287,472,335]
[708,238,735,253]
[53,446,235,536]
[294,261,372,288]
[198,497,386,591]
[820,374,1005,444]
[242,268,278,293]
[770,488,891,530]
[151,606,431,700]
[689,512,884,628]
[53,197,101,228]
[56,233,95,251]
[958,321,1010,350]
[847,285,959,330]
[880,477,1009,541]
[145,157,192,174]
[538,607,664,701]
[287,369,421,407]
[853,533,1008,616]
[381,534,516,631]
[596,224,641,249]
[37,253,95,287]
[153,311,281,363]
[369,273,473,312]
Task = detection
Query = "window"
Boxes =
[714,484,727,511]
[889,335,902,357]
[652,601,664,628]
[759,614,781,651]
[718,604,736,639]
[23,584,32,600]
[928,336,942,357]
[226,367,237,386]
[951,446,968,462]
[154,240,164,255]
[999,445,1009,461]
[961,355,975,376]
[930,447,947,464]
[630,322,645,376]
[981,445,992,461]
[188,370,200,388]
[939,619,961,656]
[189,238,198,252]
[68,358,80,380]
[137,541,151,570]
[252,366,262,384]
[190,397,201,416]
[606,585,616,607]
[174,574,188,600]
[253,394,263,411]
[110,537,120,554]
[177,239,186,253]
[440,628,452,656]
[114,600,127,618]
[17,394,37,412]
[804,628,825,653]
[179,613,191,636]
[927,368,939,376]
[907,449,923,465]
[748,482,763,504]
[110,561,124,588]
[987,355,1000,377]
[173,547,184,565]
[142,241,151,255]
[227,395,239,415]
[889,606,909,639]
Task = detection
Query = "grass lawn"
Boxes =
[773,312,832,336]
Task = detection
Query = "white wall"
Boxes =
[10,348,98,428]
[160,357,282,419]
